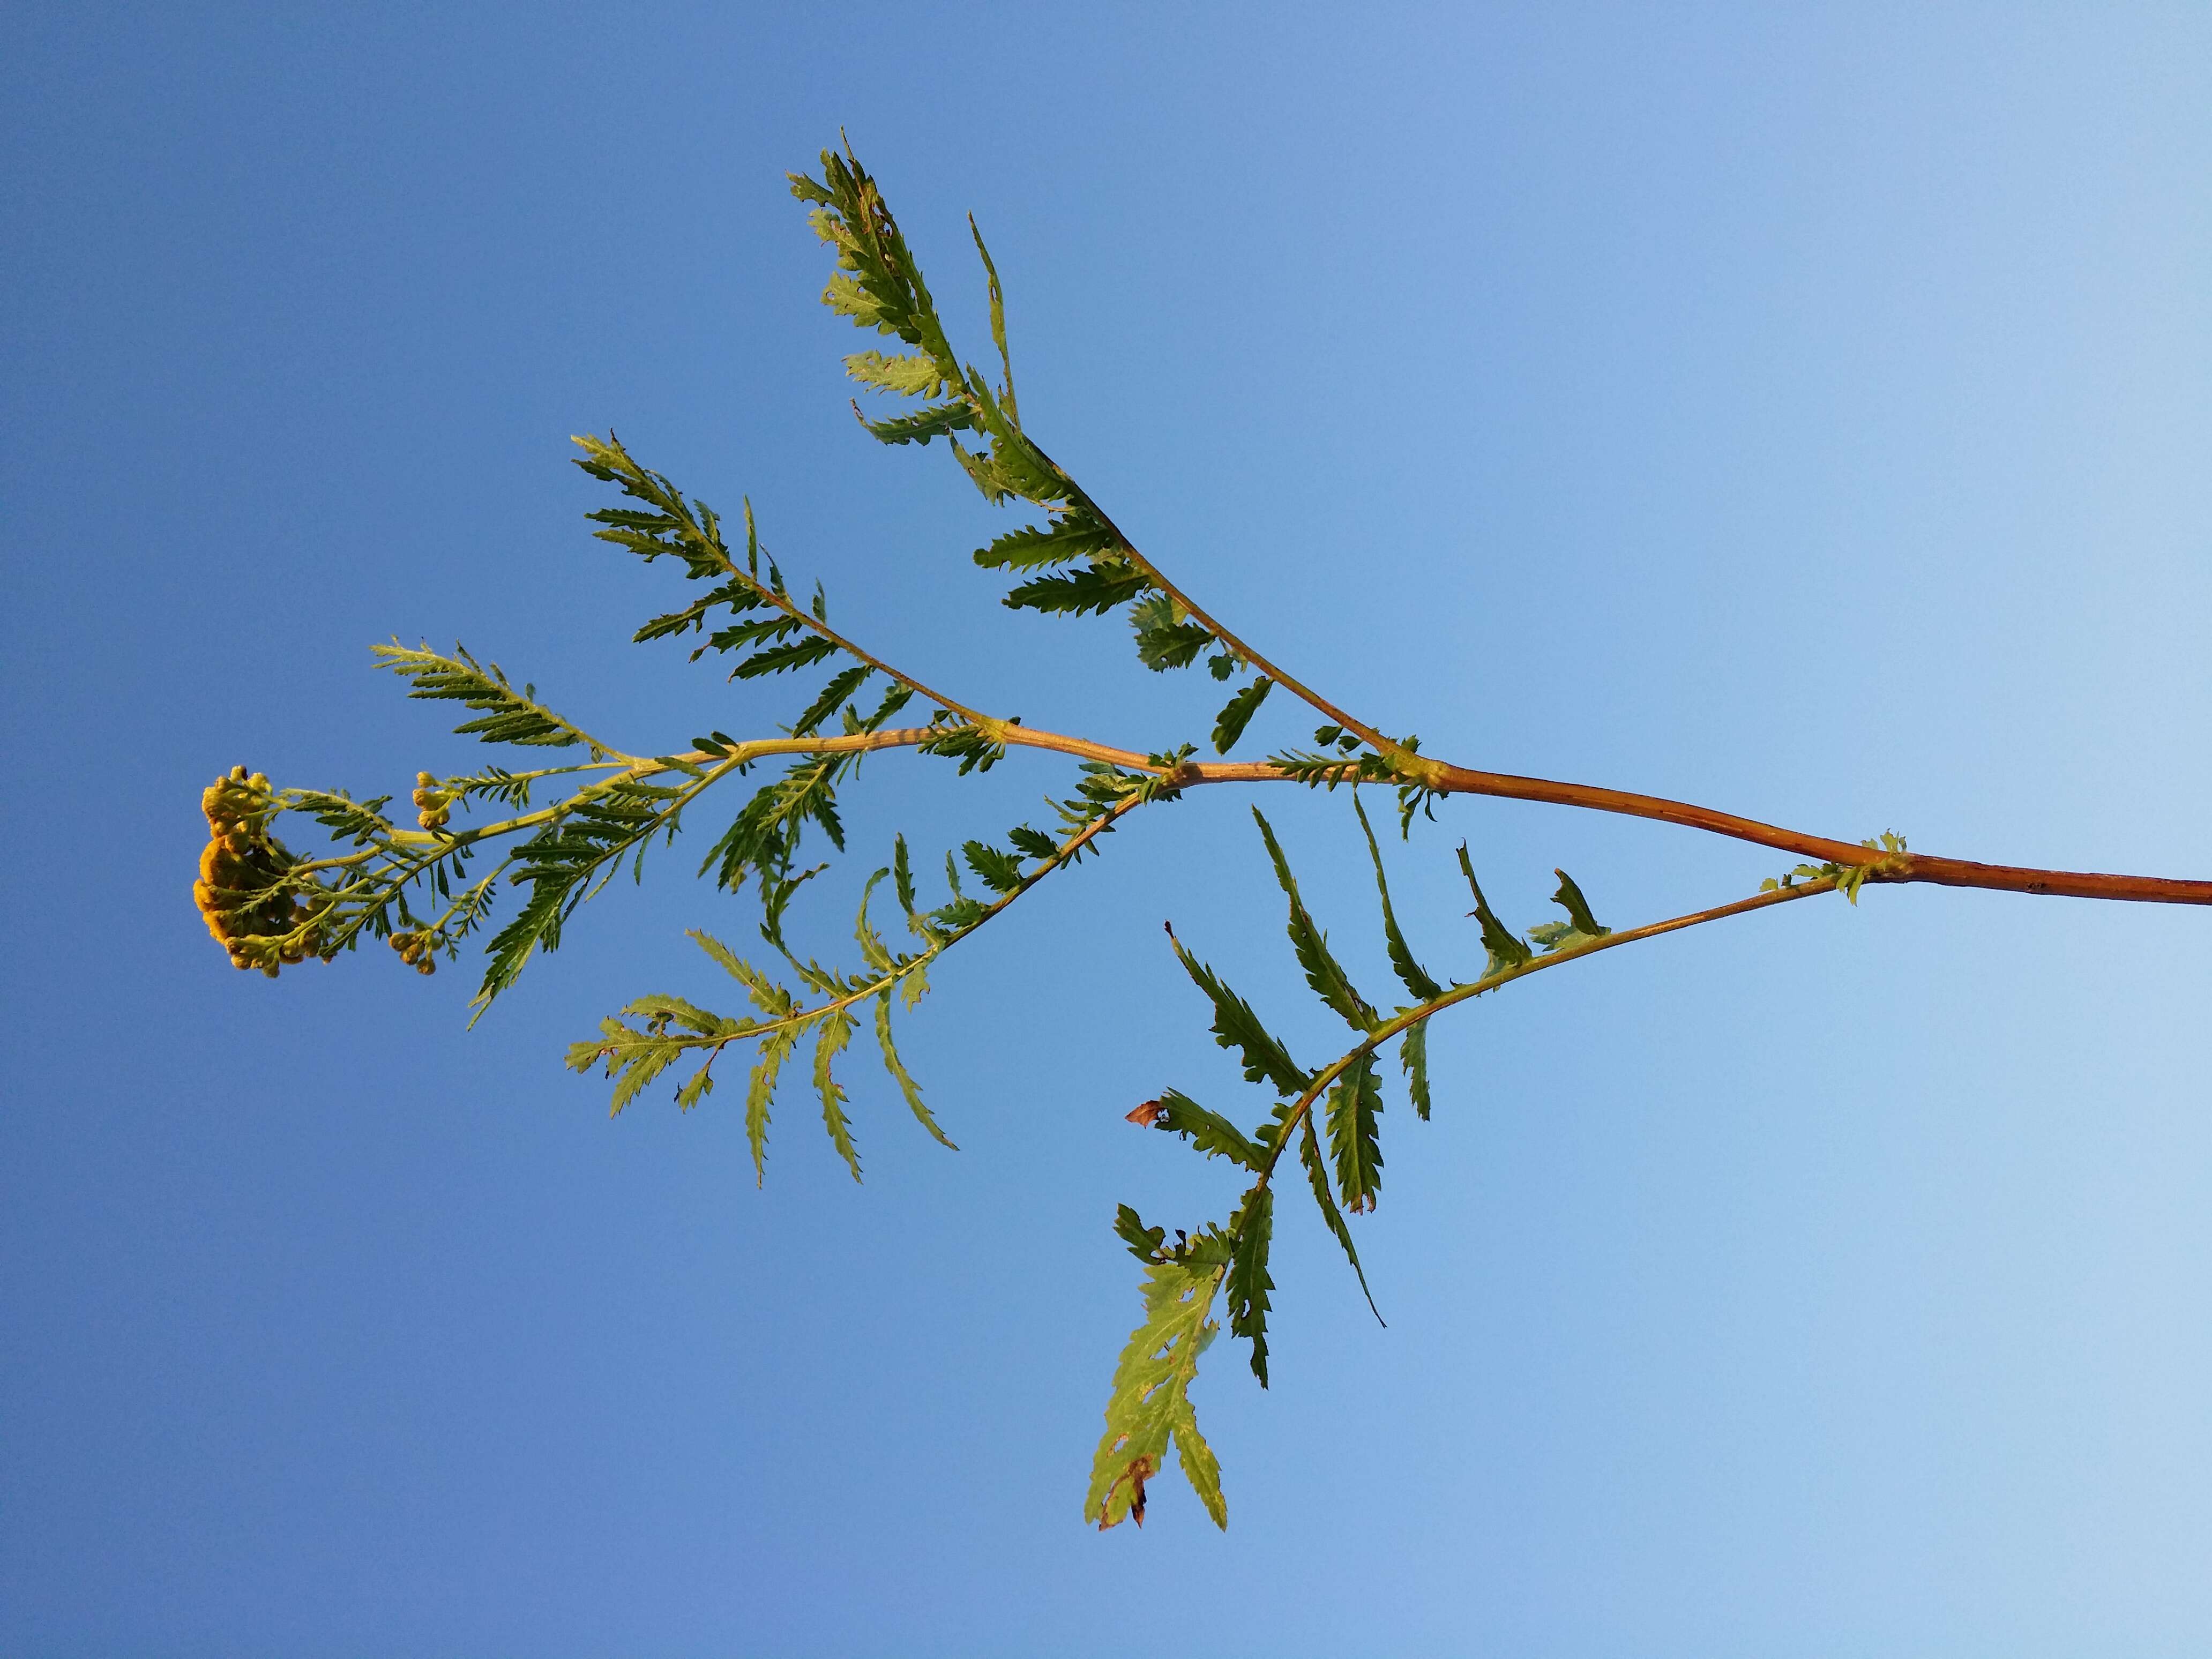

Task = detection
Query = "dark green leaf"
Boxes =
[1326,1051,1385,1213]
[873,990,954,1149]
[1114,1202,1169,1263]
[962,839,1025,894]
[1210,677,1273,754]
[813,1007,861,1181]
[1457,843,1532,970]
[917,721,1006,775]
[1225,1186,1274,1386]
[1355,794,1443,1002]
[974,512,1117,571]
[858,399,976,446]
[730,635,841,681]
[1298,1112,1384,1321]
[1129,594,1214,671]
[373,643,603,753]
[745,1026,799,1185]
[790,664,872,737]
[1550,868,1610,939]
[1003,562,1148,616]
[1251,808,1377,1032]
[1399,1020,1431,1120]
[1166,926,1312,1098]
[1142,1088,1264,1170]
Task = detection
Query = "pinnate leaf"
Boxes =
[1085,1256,1227,1530]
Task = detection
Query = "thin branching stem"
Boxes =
[1254,875,1846,1193]
[579,786,1149,1069]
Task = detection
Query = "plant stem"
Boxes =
[1258,876,1848,1191]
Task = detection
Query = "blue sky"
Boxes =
[6,4,2210,1653]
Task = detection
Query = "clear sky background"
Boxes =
[6,4,2210,1653]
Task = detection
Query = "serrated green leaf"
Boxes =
[1399,1020,1431,1120]
[1085,1256,1226,1530]
[1129,593,1215,671]
[1251,808,1377,1032]
[1550,868,1610,939]
[973,512,1117,571]
[1355,794,1443,1002]
[916,721,1006,775]
[1143,1088,1264,1170]
[892,834,921,926]
[1210,677,1273,754]
[745,1025,798,1186]
[1326,1051,1385,1213]
[608,1036,683,1115]
[814,1006,860,1181]
[1114,1202,1168,1262]
[1457,843,1532,970]
[373,642,607,753]
[852,868,897,973]
[791,664,872,738]
[689,929,794,1015]
[969,215,1018,421]
[618,992,734,1036]
[962,839,1025,894]
[856,681,914,733]
[859,399,976,446]
[875,989,954,1149]
[1167,928,1311,1098]
[845,350,949,398]
[1225,1186,1274,1386]
[1299,1111,1384,1321]
[731,635,841,681]
[1003,562,1148,616]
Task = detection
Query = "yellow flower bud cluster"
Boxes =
[411,771,452,832]
[388,929,438,975]
[194,765,323,976]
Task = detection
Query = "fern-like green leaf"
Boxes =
[814,1006,861,1180]
[845,350,949,398]
[1129,593,1215,671]
[1211,677,1273,754]
[746,1025,799,1186]
[962,839,1026,895]
[373,643,609,754]
[1166,926,1312,1098]
[1457,843,1532,971]
[791,664,873,738]
[1298,1112,1383,1320]
[859,400,976,447]
[1140,1088,1264,1170]
[1399,1020,1431,1120]
[1356,794,1443,1002]
[974,512,1117,572]
[1251,809,1378,1032]
[1003,562,1148,616]
[1326,1051,1385,1213]
[1550,868,1610,939]
[875,989,954,1149]
[1085,1256,1227,1530]
[1225,1185,1275,1386]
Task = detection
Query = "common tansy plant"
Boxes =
[198,142,2212,1531]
